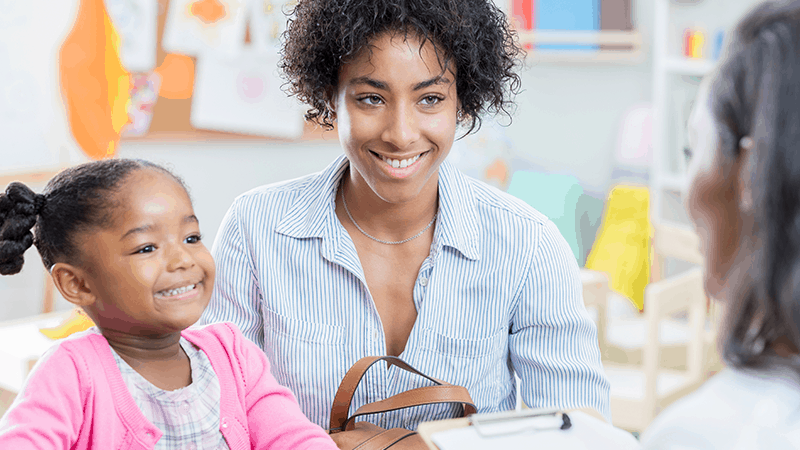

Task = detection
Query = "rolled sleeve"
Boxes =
[509,220,611,421]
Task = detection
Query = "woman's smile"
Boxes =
[369,149,429,179]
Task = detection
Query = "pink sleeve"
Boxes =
[0,345,85,449]
[236,328,339,450]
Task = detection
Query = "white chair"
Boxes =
[583,223,722,432]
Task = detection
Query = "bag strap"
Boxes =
[343,384,478,431]
[330,356,472,432]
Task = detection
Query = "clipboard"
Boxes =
[417,408,642,450]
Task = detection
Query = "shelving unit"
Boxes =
[650,0,760,227]
[516,30,644,63]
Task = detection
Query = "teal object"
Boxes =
[507,170,584,262]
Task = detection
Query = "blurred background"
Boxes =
[0,0,765,434]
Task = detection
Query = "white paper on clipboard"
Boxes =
[430,411,641,450]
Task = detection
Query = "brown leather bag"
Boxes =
[328,356,477,449]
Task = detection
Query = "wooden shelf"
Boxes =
[516,30,644,64]
[662,57,716,76]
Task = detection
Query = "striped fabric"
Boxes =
[110,335,229,450]
[200,155,610,429]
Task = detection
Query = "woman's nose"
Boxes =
[381,103,420,150]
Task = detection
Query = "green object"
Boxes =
[507,171,584,262]
[576,193,605,266]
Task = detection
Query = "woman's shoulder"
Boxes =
[641,367,800,449]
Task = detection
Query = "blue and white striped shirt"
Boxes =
[201,155,610,429]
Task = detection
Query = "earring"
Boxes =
[739,136,754,151]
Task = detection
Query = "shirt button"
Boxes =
[373,330,380,341]
[419,278,428,287]
[221,418,228,429]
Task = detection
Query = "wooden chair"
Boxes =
[583,223,721,432]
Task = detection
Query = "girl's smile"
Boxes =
[77,169,216,336]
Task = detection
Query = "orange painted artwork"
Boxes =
[59,0,130,160]
[485,158,510,189]
[190,0,227,24]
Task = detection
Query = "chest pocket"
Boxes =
[262,308,347,421]
[420,327,506,385]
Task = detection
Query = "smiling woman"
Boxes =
[201,0,611,432]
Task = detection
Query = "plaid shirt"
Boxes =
[110,336,230,450]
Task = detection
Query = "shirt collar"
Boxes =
[275,154,481,260]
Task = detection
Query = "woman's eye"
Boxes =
[185,234,203,244]
[136,245,156,254]
[421,95,443,106]
[359,95,383,105]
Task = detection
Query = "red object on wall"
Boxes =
[513,0,535,30]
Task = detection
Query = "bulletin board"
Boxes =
[121,0,333,142]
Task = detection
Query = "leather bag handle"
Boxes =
[329,356,475,432]
[343,384,477,431]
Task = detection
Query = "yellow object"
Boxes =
[585,185,653,310]
[690,32,705,59]
[39,308,95,340]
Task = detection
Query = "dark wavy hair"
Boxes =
[0,159,186,275]
[279,0,524,136]
[708,0,800,369]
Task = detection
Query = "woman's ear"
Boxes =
[50,263,96,307]
[737,136,755,212]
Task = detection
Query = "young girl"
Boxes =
[0,159,339,450]
[641,0,800,447]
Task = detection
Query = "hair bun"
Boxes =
[0,182,40,275]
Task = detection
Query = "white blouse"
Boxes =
[641,366,800,449]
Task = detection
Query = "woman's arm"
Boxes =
[509,220,611,421]
[200,198,266,349]
[0,346,84,449]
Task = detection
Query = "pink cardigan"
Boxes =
[0,322,339,450]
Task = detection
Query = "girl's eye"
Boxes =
[359,95,383,106]
[185,234,203,244]
[421,95,443,106]
[136,245,156,254]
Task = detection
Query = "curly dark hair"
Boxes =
[279,0,524,136]
[0,159,187,275]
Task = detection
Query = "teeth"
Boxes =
[381,154,421,168]
[155,284,196,298]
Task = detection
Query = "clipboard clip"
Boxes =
[468,408,572,438]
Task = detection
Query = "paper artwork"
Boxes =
[162,0,248,58]
[104,0,159,72]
